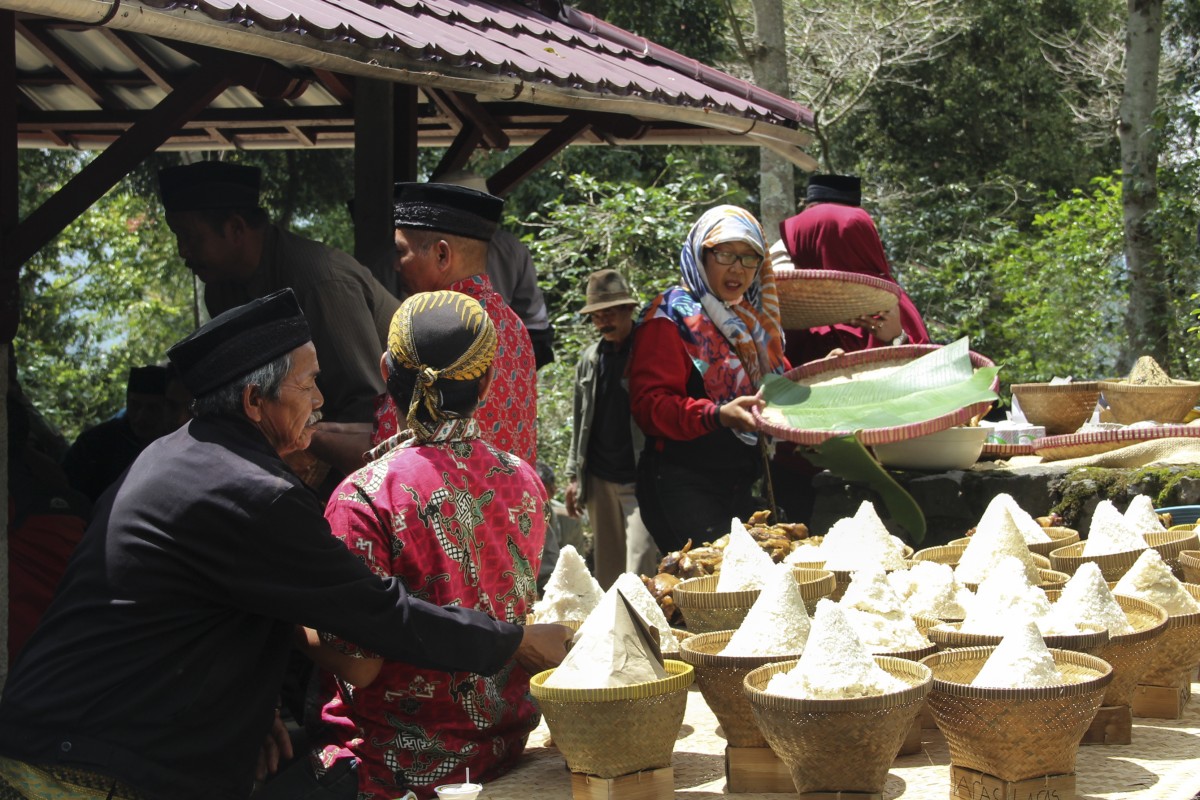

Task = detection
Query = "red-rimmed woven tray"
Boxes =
[774,268,901,330]
[1033,425,1200,462]
[979,442,1035,459]
[755,344,998,447]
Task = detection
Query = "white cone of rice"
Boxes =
[1123,494,1167,533]
[717,518,777,592]
[959,556,1053,635]
[765,599,907,699]
[1114,549,1200,616]
[546,585,667,689]
[839,567,930,652]
[1083,500,1149,557]
[1048,561,1135,635]
[956,505,1042,585]
[613,572,680,652]
[977,493,1051,544]
[889,561,973,619]
[531,544,603,624]
[722,563,812,657]
[971,620,1063,689]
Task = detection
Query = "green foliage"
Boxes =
[16,151,196,441]
[573,0,732,64]
[524,159,741,475]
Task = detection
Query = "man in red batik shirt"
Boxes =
[371,182,537,465]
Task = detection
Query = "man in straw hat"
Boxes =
[158,160,400,477]
[0,289,570,800]
[564,270,658,588]
[382,182,537,464]
[276,290,548,799]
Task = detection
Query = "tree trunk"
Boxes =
[748,0,794,241]
[1119,0,1165,369]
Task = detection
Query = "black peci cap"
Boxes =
[805,174,862,207]
[167,289,311,397]
[159,161,262,213]
[392,182,503,241]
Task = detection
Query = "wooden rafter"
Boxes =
[488,115,591,196]
[312,69,353,104]
[16,20,115,107]
[432,125,484,177]
[102,29,175,93]
[426,89,509,150]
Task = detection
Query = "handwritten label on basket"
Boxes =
[952,772,1064,800]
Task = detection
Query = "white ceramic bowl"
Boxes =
[434,783,483,800]
[872,426,987,471]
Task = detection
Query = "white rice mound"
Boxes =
[888,561,973,620]
[971,620,1063,689]
[977,493,1051,544]
[1083,500,1150,557]
[955,505,1042,585]
[1123,494,1167,533]
[717,518,777,593]
[531,545,603,624]
[959,556,1054,636]
[723,564,812,657]
[1114,549,1200,616]
[1048,562,1135,636]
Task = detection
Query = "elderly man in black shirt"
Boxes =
[0,289,569,800]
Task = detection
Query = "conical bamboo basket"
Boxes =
[673,569,835,633]
[1131,584,1200,689]
[921,647,1112,782]
[743,657,932,795]
[1045,591,1169,707]
[678,630,803,748]
[529,660,693,778]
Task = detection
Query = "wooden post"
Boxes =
[0,8,16,689]
[352,77,396,292]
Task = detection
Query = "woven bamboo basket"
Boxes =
[755,345,997,447]
[959,565,1064,594]
[1100,379,1200,425]
[529,660,694,778]
[678,630,803,748]
[526,614,584,632]
[1146,529,1200,579]
[913,614,944,637]
[1044,591,1169,707]
[774,268,900,330]
[1130,584,1200,688]
[1180,550,1200,584]
[921,647,1113,782]
[927,622,1109,656]
[1048,541,1144,581]
[743,656,932,795]
[673,569,835,633]
[1011,382,1102,436]
[1028,527,1082,557]
[912,543,968,567]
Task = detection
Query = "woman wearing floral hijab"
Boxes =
[629,205,788,553]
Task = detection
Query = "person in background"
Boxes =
[61,364,187,503]
[776,173,930,365]
[628,206,788,554]
[381,182,537,465]
[288,291,547,799]
[565,270,659,587]
[435,170,556,369]
[0,289,569,800]
[159,160,399,478]
[6,393,89,666]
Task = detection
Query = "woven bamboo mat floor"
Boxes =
[481,684,1200,799]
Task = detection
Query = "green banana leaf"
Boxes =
[761,338,1000,431]
[804,435,927,544]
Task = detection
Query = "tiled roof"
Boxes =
[8,0,815,161]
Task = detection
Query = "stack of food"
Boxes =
[672,519,778,633]
[742,600,932,795]
[954,505,1049,588]
[1100,355,1200,425]
[839,567,934,658]
[1124,495,1168,534]
[1113,550,1200,698]
[888,560,974,621]
[1050,498,1199,581]
[531,585,694,780]
[529,545,603,627]
[679,566,811,757]
[923,622,1114,787]
[960,493,1080,556]
[641,511,810,625]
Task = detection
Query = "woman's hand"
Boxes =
[850,306,902,342]
[718,395,764,433]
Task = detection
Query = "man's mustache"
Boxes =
[598,325,616,335]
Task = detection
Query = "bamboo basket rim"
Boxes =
[1011,381,1103,394]
[1011,382,1102,435]
[920,646,1113,698]
[1146,528,1200,551]
[872,640,938,661]
[1042,591,1170,645]
[1180,550,1200,571]
[1114,582,1200,629]
[1049,540,1146,574]
[678,628,805,667]
[928,621,1109,653]
[529,659,694,702]
[673,568,836,609]
[743,655,932,711]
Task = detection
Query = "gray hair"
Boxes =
[190,352,292,418]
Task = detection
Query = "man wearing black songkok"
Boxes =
[0,290,570,800]
[157,160,399,478]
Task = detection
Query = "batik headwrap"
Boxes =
[646,205,787,408]
[387,290,497,442]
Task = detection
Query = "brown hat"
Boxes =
[580,270,638,314]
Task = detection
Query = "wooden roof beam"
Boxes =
[16,20,117,107]
[8,61,237,269]
[426,89,509,150]
[488,115,591,197]
[102,30,175,93]
[432,125,484,177]
[312,69,353,104]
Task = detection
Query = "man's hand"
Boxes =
[718,395,764,433]
[255,708,294,781]
[514,623,574,674]
[564,479,582,518]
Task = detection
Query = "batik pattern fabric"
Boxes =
[372,275,537,464]
[646,204,787,406]
[316,418,548,800]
